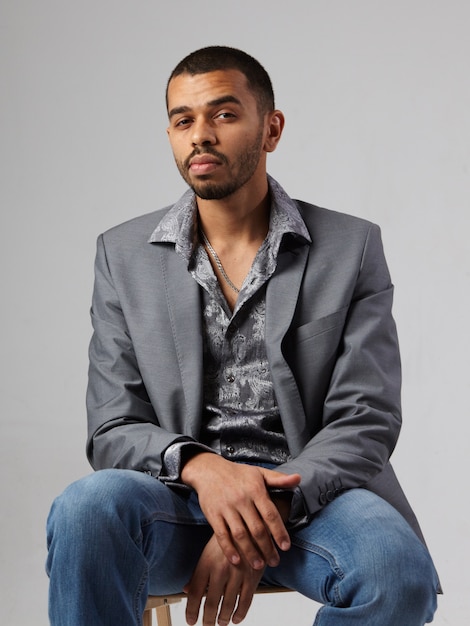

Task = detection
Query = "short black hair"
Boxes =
[166,46,275,114]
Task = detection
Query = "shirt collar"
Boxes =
[148,175,311,262]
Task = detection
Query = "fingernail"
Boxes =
[253,558,264,569]
[281,540,290,551]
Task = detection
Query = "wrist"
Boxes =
[181,451,220,488]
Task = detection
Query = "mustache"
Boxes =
[183,147,229,170]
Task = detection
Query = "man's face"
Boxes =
[166,69,268,200]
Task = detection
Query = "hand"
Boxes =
[184,534,264,626]
[181,453,301,570]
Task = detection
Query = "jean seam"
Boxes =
[291,536,345,580]
[141,511,208,527]
[291,535,345,607]
[132,529,149,626]
[134,564,148,626]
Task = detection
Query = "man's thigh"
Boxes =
[49,469,213,595]
[262,488,433,604]
[95,469,213,595]
[144,481,213,594]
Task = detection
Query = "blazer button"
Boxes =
[319,492,327,505]
[225,445,235,455]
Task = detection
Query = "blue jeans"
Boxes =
[46,469,438,625]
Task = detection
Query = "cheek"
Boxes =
[225,130,254,156]
[168,138,185,161]
[168,129,184,147]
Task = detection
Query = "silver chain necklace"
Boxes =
[200,230,240,294]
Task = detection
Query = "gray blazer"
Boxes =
[86,197,425,543]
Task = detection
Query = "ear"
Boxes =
[263,110,285,153]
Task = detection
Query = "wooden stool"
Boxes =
[144,586,293,626]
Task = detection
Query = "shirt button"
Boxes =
[226,445,235,455]
[226,373,235,383]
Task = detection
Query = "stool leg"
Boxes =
[142,608,152,626]
[156,604,173,626]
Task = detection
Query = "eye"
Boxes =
[216,111,236,120]
[175,117,192,128]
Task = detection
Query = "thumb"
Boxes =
[261,468,301,489]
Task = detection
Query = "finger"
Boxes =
[238,511,280,567]
[259,469,300,551]
[186,596,202,626]
[202,578,226,626]
[261,469,301,489]
[213,584,239,626]
[232,585,256,625]
[256,496,292,553]
[211,516,242,565]
[224,510,272,569]
[213,508,270,569]
[185,572,208,626]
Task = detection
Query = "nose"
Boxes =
[191,117,216,147]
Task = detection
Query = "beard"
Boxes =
[174,128,265,200]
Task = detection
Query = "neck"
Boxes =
[196,175,270,244]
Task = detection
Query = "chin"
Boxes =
[192,182,238,201]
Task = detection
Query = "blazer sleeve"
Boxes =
[277,223,402,518]
[86,234,192,476]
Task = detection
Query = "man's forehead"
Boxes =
[167,69,253,110]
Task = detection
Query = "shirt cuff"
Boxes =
[269,486,309,530]
[160,440,216,484]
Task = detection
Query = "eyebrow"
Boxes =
[168,95,243,119]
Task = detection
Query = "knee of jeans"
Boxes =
[47,470,143,537]
[382,537,437,622]
[390,538,437,601]
[359,524,437,604]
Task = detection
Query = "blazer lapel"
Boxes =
[158,246,204,438]
[266,243,311,456]
[156,238,311,451]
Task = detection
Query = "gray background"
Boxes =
[1,1,468,624]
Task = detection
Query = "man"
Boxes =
[47,46,439,625]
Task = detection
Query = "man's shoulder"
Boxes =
[101,206,172,244]
[294,199,375,233]
[290,199,382,258]
[270,176,375,236]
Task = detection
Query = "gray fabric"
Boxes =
[86,176,426,544]
[154,177,310,471]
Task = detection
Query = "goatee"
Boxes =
[175,128,264,200]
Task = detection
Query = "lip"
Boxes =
[189,154,222,174]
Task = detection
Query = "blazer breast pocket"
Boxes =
[293,307,349,344]
[283,307,349,407]
[284,307,349,376]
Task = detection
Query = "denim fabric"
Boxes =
[46,469,438,625]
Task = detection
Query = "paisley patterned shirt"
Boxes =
[149,176,311,477]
